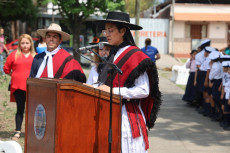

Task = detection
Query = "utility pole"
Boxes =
[171,0,175,55]
[135,0,140,46]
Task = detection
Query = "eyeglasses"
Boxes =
[102,28,117,36]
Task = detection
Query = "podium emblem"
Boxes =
[34,104,46,140]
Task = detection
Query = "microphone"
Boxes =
[78,42,104,51]
[107,63,123,75]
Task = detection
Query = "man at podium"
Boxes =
[29,23,86,83]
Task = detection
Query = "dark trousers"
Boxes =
[14,89,26,131]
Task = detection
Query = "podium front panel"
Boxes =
[25,78,121,153]
[55,87,121,153]
[25,80,57,153]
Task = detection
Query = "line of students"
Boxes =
[183,39,230,130]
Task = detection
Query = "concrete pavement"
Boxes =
[148,71,230,153]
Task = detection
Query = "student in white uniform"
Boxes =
[195,46,213,114]
[193,40,211,107]
[208,51,223,120]
[220,59,230,130]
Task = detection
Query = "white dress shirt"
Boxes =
[223,73,230,99]
[209,62,223,80]
[86,65,99,87]
[195,50,206,66]
[199,57,210,71]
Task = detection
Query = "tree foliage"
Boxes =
[55,0,125,26]
[0,0,38,26]
[51,0,125,60]
[125,0,157,17]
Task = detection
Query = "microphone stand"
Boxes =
[108,68,114,153]
[106,60,122,153]
[108,65,122,153]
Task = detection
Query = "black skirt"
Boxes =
[212,79,222,101]
[196,70,207,92]
[182,72,196,102]
[224,99,230,112]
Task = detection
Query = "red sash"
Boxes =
[40,49,84,78]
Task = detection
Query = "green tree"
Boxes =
[0,0,38,27]
[125,0,156,17]
[51,0,125,61]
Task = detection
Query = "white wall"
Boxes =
[130,18,169,54]
[209,22,226,39]
[175,4,230,14]
[173,21,185,38]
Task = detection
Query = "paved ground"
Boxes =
[148,71,230,153]
[156,54,183,70]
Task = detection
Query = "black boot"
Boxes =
[223,114,230,130]
[198,101,206,114]
[203,103,211,116]
[209,107,215,118]
[220,114,229,127]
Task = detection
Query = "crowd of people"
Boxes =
[182,39,230,131]
[0,11,162,153]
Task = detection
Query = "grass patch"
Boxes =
[159,70,172,80]
[159,70,186,91]
[176,84,186,90]
[179,58,188,63]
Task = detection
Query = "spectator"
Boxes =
[34,36,47,54]
[86,37,111,87]
[141,38,160,62]
[0,27,9,75]
[224,40,230,55]
[4,34,36,140]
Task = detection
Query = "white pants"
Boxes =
[121,104,148,153]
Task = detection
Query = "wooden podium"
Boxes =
[24,78,121,153]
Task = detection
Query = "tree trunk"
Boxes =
[71,18,80,62]
[135,0,140,46]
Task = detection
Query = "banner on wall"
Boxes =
[130,18,169,54]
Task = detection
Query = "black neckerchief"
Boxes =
[107,41,130,61]
[97,41,130,84]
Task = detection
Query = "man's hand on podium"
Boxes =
[83,83,94,88]
[97,84,112,93]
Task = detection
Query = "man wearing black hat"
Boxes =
[95,11,162,152]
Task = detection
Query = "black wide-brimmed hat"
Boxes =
[99,37,111,46]
[95,11,142,30]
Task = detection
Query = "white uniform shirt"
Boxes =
[195,50,206,67]
[113,46,150,99]
[224,73,230,99]
[199,57,210,71]
[209,62,223,80]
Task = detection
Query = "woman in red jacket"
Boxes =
[4,34,36,140]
